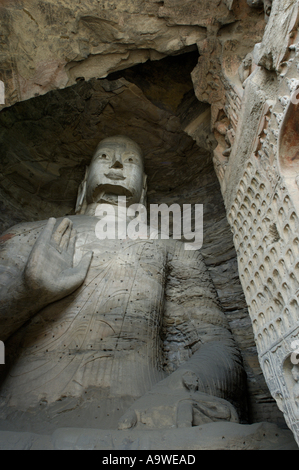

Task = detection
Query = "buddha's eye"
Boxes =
[98,153,110,160]
[125,155,135,163]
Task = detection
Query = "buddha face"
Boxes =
[86,136,145,206]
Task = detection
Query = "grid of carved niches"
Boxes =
[228,156,299,358]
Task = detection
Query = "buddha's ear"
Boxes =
[75,166,89,215]
[139,173,148,207]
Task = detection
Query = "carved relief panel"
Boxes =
[223,0,299,444]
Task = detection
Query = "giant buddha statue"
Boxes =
[0,136,246,434]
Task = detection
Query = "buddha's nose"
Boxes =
[110,155,123,169]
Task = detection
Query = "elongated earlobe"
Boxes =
[139,174,148,207]
[75,167,89,215]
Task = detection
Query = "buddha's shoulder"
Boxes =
[0,216,85,252]
[1,215,100,235]
[0,219,48,249]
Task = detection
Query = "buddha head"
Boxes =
[76,135,147,214]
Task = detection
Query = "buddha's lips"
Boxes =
[93,182,132,198]
[104,171,126,181]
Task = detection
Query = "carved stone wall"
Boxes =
[219,0,299,445]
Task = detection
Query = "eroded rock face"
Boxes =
[0,0,264,111]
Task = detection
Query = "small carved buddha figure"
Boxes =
[0,136,246,432]
[292,365,299,415]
